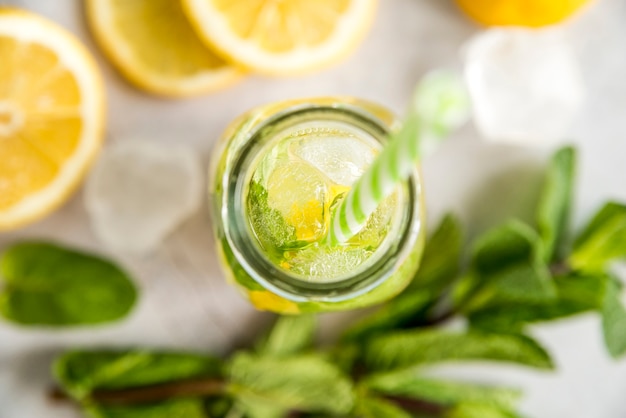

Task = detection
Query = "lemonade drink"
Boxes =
[209,98,425,314]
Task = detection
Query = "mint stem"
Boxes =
[50,378,226,405]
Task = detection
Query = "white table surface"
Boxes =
[2,0,626,417]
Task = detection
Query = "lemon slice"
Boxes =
[86,0,244,96]
[455,0,591,27]
[183,0,377,75]
[0,8,105,231]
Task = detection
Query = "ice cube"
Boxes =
[463,28,585,145]
[292,136,376,186]
[266,160,330,242]
[85,140,202,255]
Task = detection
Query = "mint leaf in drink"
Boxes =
[363,329,553,372]
[85,398,208,418]
[454,220,556,312]
[356,397,413,418]
[469,272,608,333]
[257,314,316,357]
[364,373,520,410]
[601,277,626,358]
[343,214,462,341]
[219,240,265,291]
[0,242,137,326]
[54,350,223,400]
[445,403,522,418]
[247,181,297,255]
[570,202,626,272]
[536,146,576,262]
[227,352,354,415]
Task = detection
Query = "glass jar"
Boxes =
[209,98,425,314]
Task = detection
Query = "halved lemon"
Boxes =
[455,0,592,27]
[0,8,105,231]
[183,0,378,75]
[86,0,244,97]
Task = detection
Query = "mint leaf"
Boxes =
[602,277,626,358]
[204,397,234,418]
[342,291,433,342]
[469,272,608,333]
[364,329,553,371]
[54,350,222,400]
[407,214,463,293]
[536,146,576,262]
[454,221,556,312]
[364,373,520,410]
[356,397,413,418]
[343,215,462,341]
[85,398,211,418]
[445,402,522,418]
[85,398,208,418]
[247,181,297,254]
[257,315,316,357]
[219,240,265,291]
[570,202,626,272]
[0,242,137,326]
[227,353,354,415]
[235,396,286,418]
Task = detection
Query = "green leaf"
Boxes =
[536,146,576,262]
[408,214,463,292]
[601,278,626,358]
[454,221,556,313]
[364,372,520,410]
[570,202,626,272]
[204,397,235,418]
[0,242,137,326]
[363,329,553,372]
[469,272,608,333]
[227,352,354,415]
[257,315,316,357]
[342,291,433,342]
[235,396,286,418]
[247,181,297,256]
[54,350,223,400]
[343,214,463,342]
[445,402,522,418]
[356,397,413,418]
[85,398,208,418]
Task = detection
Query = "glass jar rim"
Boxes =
[222,100,423,302]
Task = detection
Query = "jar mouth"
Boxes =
[223,101,422,302]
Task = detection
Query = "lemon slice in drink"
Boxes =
[86,0,243,97]
[0,8,105,231]
[183,0,377,75]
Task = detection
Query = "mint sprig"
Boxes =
[23,145,626,417]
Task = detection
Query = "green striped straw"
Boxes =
[329,71,471,245]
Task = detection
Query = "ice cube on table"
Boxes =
[292,136,376,186]
[463,28,585,145]
[85,140,202,255]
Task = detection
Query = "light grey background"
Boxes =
[1,0,626,417]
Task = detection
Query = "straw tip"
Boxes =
[413,70,471,132]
